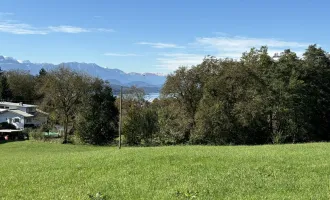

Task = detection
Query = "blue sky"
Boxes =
[0,0,329,73]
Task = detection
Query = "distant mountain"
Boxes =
[0,56,167,93]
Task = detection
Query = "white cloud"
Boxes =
[155,53,205,71]
[195,36,309,53]
[137,42,185,49]
[48,26,115,34]
[0,12,14,17]
[48,26,89,33]
[0,21,48,34]
[156,35,310,71]
[94,28,115,32]
[0,15,114,35]
[104,53,141,57]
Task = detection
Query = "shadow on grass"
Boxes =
[0,139,26,145]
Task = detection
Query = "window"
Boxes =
[13,118,20,123]
[26,118,32,123]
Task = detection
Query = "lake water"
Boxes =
[115,93,160,102]
[144,93,160,102]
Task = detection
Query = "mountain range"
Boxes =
[0,56,167,94]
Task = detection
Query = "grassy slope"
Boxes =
[0,142,329,200]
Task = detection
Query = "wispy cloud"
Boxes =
[0,15,114,35]
[48,26,89,33]
[195,36,309,53]
[0,21,48,34]
[48,26,115,34]
[94,28,115,32]
[156,35,310,71]
[0,12,14,17]
[137,42,185,49]
[155,53,205,71]
[104,53,141,57]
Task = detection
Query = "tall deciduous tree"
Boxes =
[162,66,203,140]
[39,66,90,143]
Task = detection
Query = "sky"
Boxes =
[0,0,329,73]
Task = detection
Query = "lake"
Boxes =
[114,93,160,102]
[144,93,160,102]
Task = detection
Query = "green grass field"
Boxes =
[1,141,330,199]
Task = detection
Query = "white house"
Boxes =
[0,102,48,129]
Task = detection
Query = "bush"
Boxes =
[29,130,45,141]
[39,123,52,132]
[24,124,37,129]
[69,134,84,145]
[123,106,158,146]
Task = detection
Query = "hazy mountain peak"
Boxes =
[0,55,166,88]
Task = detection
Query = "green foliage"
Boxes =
[38,68,47,77]
[123,105,158,145]
[2,44,330,146]
[5,70,37,103]
[0,72,12,101]
[29,130,45,141]
[39,66,90,143]
[156,100,190,144]
[157,45,330,145]
[76,78,119,145]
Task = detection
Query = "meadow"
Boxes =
[0,141,330,199]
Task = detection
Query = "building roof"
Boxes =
[8,109,34,117]
[0,109,7,113]
[0,129,22,133]
[0,102,37,108]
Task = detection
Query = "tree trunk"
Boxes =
[62,115,69,144]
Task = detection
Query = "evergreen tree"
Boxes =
[76,78,119,145]
[0,69,12,101]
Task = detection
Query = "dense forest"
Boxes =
[124,44,330,145]
[1,44,330,146]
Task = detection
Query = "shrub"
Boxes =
[88,192,107,200]
[24,124,37,129]
[29,130,45,141]
[123,106,158,146]
[39,123,52,132]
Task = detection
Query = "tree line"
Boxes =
[0,66,118,144]
[1,44,330,146]
[123,45,330,145]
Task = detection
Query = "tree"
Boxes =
[161,66,203,141]
[155,98,189,144]
[0,74,12,101]
[299,45,330,141]
[76,78,119,145]
[123,105,158,145]
[39,66,90,143]
[6,70,36,103]
[38,68,47,77]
